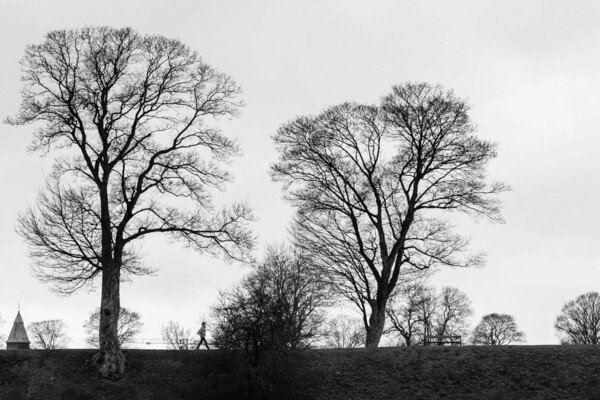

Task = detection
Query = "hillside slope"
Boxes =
[0,346,599,399]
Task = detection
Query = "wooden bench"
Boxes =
[424,335,461,346]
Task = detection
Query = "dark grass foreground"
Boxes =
[1,346,600,399]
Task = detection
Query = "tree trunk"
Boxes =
[365,301,387,347]
[94,261,125,379]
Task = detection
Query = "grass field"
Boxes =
[0,345,599,399]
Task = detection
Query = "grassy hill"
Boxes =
[1,345,599,399]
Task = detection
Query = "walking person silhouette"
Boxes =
[195,322,210,350]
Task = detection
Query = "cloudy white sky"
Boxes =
[1,0,599,347]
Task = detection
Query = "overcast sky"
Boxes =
[1,0,599,347]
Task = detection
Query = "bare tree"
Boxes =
[272,83,507,347]
[211,245,329,361]
[471,313,525,345]
[433,287,473,337]
[386,284,431,346]
[386,285,472,346]
[84,307,142,348]
[28,320,70,349]
[555,291,600,344]
[161,321,192,350]
[414,286,438,343]
[7,27,254,377]
[324,313,365,348]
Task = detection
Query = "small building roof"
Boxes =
[6,311,30,344]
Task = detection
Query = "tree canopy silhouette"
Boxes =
[28,320,70,349]
[555,292,600,345]
[211,244,328,362]
[471,313,525,345]
[386,285,473,346]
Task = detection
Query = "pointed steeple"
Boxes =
[6,310,30,350]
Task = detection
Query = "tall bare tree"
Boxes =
[28,319,70,349]
[272,83,507,346]
[471,313,525,345]
[6,26,254,378]
[161,320,192,350]
[555,291,600,344]
[84,307,142,348]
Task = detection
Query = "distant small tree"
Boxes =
[324,314,366,349]
[28,320,70,349]
[555,291,600,344]
[386,285,472,345]
[471,313,525,345]
[84,307,142,348]
[386,285,430,346]
[434,287,473,337]
[415,286,438,343]
[161,321,192,350]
